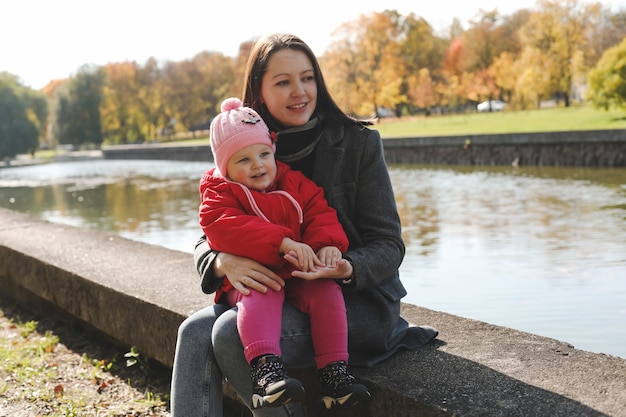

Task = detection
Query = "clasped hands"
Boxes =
[219,237,353,296]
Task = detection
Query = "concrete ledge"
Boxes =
[0,207,204,367]
[102,142,212,162]
[1,207,625,416]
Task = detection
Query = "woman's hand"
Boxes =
[288,258,353,281]
[215,252,285,296]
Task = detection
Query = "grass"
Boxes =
[30,104,626,159]
[160,104,625,145]
[375,104,626,138]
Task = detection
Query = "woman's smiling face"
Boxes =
[260,49,317,128]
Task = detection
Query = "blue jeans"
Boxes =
[170,302,314,417]
[170,303,228,417]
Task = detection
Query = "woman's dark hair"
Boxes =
[242,33,369,127]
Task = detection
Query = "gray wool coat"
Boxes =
[194,122,438,367]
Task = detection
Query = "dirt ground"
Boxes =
[0,295,249,417]
[0,295,173,417]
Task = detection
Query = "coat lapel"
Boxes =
[311,125,344,204]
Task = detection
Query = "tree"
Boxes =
[399,13,447,114]
[459,9,515,103]
[41,79,68,148]
[101,61,146,144]
[135,58,167,141]
[518,0,597,107]
[581,3,626,70]
[321,22,364,115]
[56,65,104,149]
[160,59,204,136]
[407,68,437,113]
[0,73,45,161]
[400,14,446,76]
[461,10,503,74]
[489,52,517,104]
[586,37,626,112]
[514,46,551,108]
[189,51,236,128]
[323,11,406,117]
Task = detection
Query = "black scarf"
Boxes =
[272,117,322,178]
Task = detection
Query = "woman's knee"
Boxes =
[212,308,241,353]
[177,304,228,345]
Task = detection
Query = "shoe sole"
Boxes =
[252,380,305,409]
[321,389,371,409]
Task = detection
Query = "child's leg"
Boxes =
[227,287,305,409]
[226,288,284,364]
[285,279,348,368]
[286,280,370,409]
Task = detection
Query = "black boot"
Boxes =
[319,361,371,409]
[250,354,305,409]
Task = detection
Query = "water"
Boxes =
[1,159,625,359]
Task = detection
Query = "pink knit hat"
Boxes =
[210,97,275,177]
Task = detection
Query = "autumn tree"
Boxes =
[513,46,551,108]
[42,79,68,147]
[441,39,464,79]
[233,40,255,99]
[459,9,515,103]
[407,68,438,113]
[489,52,517,105]
[189,51,237,127]
[581,3,626,70]
[518,0,600,106]
[461,10,503,73]
[160,59,205,135]
[323,11,406,117]
[101,52,237,144]
[586,37,626,112]
[101,61,146,144]
[497,8,532,56]
[400,15,446,78]
[440,40,467,110]
[321,24,364,115]
[489,9,531,106]
[399,13,447,113]
[135,58,167,141]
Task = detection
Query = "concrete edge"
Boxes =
[1,207,625,416]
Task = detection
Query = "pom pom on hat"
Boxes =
[210,97,275,177]
[221,97,243,112]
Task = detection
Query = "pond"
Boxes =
[1,159,625,359]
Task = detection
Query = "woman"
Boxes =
[170,33,438,417]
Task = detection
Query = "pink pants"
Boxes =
[226,278,348,369]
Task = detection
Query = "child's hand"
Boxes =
[317,246,342,268]
[280,238,324,272]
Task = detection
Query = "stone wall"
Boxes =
[382,129,626,167]
[102,129,626,167]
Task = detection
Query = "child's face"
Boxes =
[226,143,277,191]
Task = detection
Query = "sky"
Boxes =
[3,0,626,90]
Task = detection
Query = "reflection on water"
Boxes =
[0,160,206,251]
[1,160,625,359]
[390,165,626,360]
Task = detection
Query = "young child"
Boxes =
[198,97,370,410]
